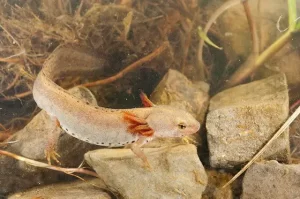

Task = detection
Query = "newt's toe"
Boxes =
[45,147,61,165]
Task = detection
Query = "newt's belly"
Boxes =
[56,108,140,147]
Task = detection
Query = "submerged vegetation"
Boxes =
[1,0,299,130]
[0,0,207,133]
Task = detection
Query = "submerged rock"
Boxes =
[85,144,208,199]
[151,69,209,123]
[0,87,99,194]
[8,178,111,199]
[146,69,209,147]
[242,160,300,199]
[206,74,290,168]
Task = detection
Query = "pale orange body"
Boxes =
[32,45,200,165]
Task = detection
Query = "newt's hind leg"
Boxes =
[130,136,153,169]
[45,118,61,165]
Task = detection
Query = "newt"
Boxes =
[32,45,200,167]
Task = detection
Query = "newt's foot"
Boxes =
[45,117,62,165]
[45,146,61,165]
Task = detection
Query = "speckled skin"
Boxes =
[32,46,200,148]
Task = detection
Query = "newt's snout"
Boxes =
[194,122,201,132]
[188,120,200,135]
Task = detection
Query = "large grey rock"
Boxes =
[8,178,111,199]
[85,144,208,199]
[0,87,99,194]
[207,74,290,168]
[242,160,300,199]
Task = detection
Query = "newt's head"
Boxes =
[146,105,200,137]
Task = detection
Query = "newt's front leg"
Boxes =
[130,137,152,169]
[123,111,154,169]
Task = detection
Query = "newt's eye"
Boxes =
[178,123,187,129]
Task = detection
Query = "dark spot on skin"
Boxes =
[65,128,68,131]
[101,142,104,145]
[85,139,89,142]
[118,142,121,145]
[96,142,99,144]
[146,140,149,142]
[71,133,75,136]
[77,100,79,103]
[126,141,129,144]
[86,102,89,105]
[131,141,135,143]
[109,143,112,145]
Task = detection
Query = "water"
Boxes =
[0,0,300,198]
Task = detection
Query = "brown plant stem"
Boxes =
[0,57,23,64]
[181,23,193,73]
[0,123,7,131]
[243,0,259,55]
[0,74,19,93]
[81,42,169,88]
[290,99,300,112]
[0,132,12,142]
[0,90,32,101]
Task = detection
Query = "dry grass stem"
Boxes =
[0,149,100,178]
